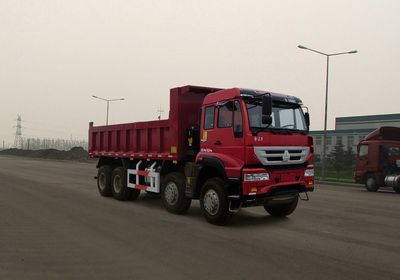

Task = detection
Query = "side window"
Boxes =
[204,106,214,130]
[233,101,243,137]
[218,101,234,128]
[359,145,368,158]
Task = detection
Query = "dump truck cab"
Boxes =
[355,126,400,193]
[195,88,314,208]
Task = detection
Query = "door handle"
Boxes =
[214,140,222,145]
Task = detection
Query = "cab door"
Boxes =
[355,143,370,182]
[200,100,245,171]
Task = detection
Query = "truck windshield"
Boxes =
[381,146,400,157]
[246,101,307,133]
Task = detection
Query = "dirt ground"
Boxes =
[0,147,90,161]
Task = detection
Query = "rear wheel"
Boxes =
[365,174,379,192]
[264,196,298,217]
[161,172,191,214]
[97,165,112,197]
[200,178,232,225]
[112,167,140,201]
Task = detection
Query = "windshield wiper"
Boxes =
[251,127,268,135]
[272,128,308,135]
[251,127,292,135]
[251,127,307,135]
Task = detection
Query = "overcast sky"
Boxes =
[1,0,399,146]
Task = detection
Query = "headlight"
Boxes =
[304,169,314,177]
[244,172,269,181]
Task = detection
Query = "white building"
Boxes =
[310,113,400,157]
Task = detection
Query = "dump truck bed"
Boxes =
[89,119,175,160]
[88,85,221,161]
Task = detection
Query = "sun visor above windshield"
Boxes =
[240,89,303,105]
[365,126,400,141]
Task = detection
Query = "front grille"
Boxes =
[265,150,285,154]
[268,157,282,161]
[254,146,310,166]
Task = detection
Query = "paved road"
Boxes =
[1,156,399,280]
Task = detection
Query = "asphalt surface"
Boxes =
[1,156,399,280]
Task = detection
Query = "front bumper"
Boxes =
[242,167,314,196]
[240,183,313,207]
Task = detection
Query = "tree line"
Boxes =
[16,137,88,151]
[314,142,356,176]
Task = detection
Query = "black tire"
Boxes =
[97,165,113,197]
[200,178,232,225]
[264,196,298,217]
[365,174,379,192]
[161,172,191,214]
[393,187,400,194]
[111,167,140,201]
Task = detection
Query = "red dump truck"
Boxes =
[89,85,315,224]
[355,126,400,193]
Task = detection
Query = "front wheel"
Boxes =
[264,196,298,217]
[365,174,379,192]
[200,178,232,225]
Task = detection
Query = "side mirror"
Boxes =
[262,115,272,125]
[304,112,310,127]
[262,94,272,125]
[262,94,272,116]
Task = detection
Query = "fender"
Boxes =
[195,154,243,198]
[196,152,244,178]
[197,155,227,179]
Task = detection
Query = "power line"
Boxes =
[20,118,86,138]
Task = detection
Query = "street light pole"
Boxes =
[106,100,109,125]
[298,45,357,179]
[323,55,329,178]
[92,95,125,125]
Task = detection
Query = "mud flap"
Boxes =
[298,192,309,201]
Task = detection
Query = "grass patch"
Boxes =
[315,166,355,183]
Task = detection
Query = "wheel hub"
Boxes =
[366,177,374,188]
[203,189,220,215]
[165,182,179,205]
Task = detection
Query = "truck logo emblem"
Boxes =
[283,150,290,162]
